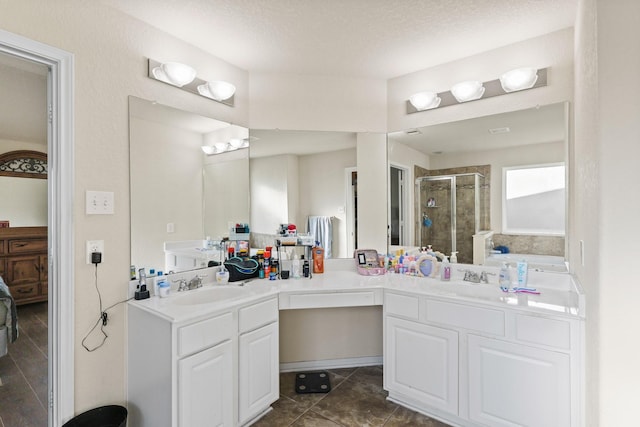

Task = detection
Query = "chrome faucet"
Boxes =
[187,274,207,290]
[174,279,188,292]
[479,271,495,284]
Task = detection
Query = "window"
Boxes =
[502,163,565,235]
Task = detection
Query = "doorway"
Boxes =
[345,168,357,255]
[0,29,75,426]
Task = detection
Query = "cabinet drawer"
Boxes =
[239,297,278,334]
[10,283,39,301]
[426,300,505,336]
[9,238,47,254]
[282,290,380,309]
[178,312,233,357]
[515,314,571,350]
[385,292,420,320]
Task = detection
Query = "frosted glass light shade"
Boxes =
[451,81,485,103]
[152,62,196,87]
[201,146,215,155]
[197,80,236,101]
[409,91,441,111]
[500,67,538,92]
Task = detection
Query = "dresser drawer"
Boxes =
[9,238,47,254]
[426,300,505,336]
[178,312,234,357]
[385,291,420,320]
[239,297,278,334]
[515,314,571,350]
[10,283,39,301]
[281,290,382,309]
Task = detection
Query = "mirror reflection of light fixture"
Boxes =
[147,58,236,107]
[201,124,250,155]
[500,67,538,92]
[451,81,485,103]
[151,62,196,87]
[409,91,441,111]
[406,68,547,114]
[197,81,236,101]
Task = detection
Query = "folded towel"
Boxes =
[0,276,18,343]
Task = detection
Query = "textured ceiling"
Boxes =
[102,0,577,79]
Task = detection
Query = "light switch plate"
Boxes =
[86,191,114,214]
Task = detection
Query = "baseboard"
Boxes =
[279,356,383,373]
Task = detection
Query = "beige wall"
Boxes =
[0,0,249,414]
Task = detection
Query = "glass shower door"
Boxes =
[420,176,454,255]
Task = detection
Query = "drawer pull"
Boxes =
[15,243,27,247]
[17,288,33,294]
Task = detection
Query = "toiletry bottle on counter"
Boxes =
[312,245,324,274]
[499,262,511,286]
[302,255,310,278]
[440,256,451,281]
[516,260,528,286]
[450,251,458,263]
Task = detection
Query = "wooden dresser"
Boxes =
[0,226,48,305]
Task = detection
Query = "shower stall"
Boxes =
[416,173,488,264]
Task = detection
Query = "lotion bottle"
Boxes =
[440,256,451,281]
[499,262,511,286]
[450,251,458,263]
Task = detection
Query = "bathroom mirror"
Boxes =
[129,96,250,273]
[249,129,357,259]
[388,102,568,269]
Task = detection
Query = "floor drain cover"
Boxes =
[295,371,331,394]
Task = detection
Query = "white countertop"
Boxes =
[129,260,584,324]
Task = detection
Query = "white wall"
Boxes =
[431,141,565,233]
[250,154,295,234]
[298,148,357,258]
[387,28,574,132]
[249,72,388,132]
[357,133,388,253]
[0,0,249,413]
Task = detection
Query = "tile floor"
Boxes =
[0,301,48,427]
[253,366,452,427]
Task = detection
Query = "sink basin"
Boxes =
[172,286,247,305]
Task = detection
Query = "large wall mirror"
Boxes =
[129,98,363,276]
[388,102,568,270]
[129,96,249,273]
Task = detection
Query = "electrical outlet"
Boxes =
[86,240,104,264]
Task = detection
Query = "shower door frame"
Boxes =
[416,173,483,256]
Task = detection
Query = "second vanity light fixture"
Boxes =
[407,67,547,114]
[148,59,236,106]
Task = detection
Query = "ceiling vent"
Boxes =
[488,127,510,134]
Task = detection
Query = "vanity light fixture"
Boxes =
[406,67,548,114]
[499,67,538,92]
[408,91,441,111]
[147,58,236,107]
[197,81,236,102]
[151,62,196,87]
[451,81,485,103]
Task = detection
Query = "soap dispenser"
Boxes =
[499,262,511,286]
[440,256,451,281]
[450,251,458,263]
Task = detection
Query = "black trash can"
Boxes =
[62,405,127,427]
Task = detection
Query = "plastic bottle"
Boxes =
[440,256,451,281]
[517,259,528,286]
[157,276,170,298]
[312,246,325,274]
[292,255,301,279]
[450,251,458,263]
[499,262,511,286]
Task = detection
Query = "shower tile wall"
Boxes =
[492,234,564,256]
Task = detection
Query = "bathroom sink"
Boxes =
[172,286,247,305]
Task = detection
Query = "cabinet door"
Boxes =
[6,255,40,286]
[239,321,279,424]
[178,340,233,427]
[468,334,571,427]
[385,316,458,414]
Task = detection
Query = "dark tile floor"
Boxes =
[0,301,48,427]
[253,366,452,427]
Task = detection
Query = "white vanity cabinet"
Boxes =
[383,289,583,427]
[128,295,280,427]
[238,298,280,425]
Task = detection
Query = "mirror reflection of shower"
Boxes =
[416,172,489,264]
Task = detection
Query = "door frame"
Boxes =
[388,163,410,247]
[344,167,357,256]
[0,29,75,425]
